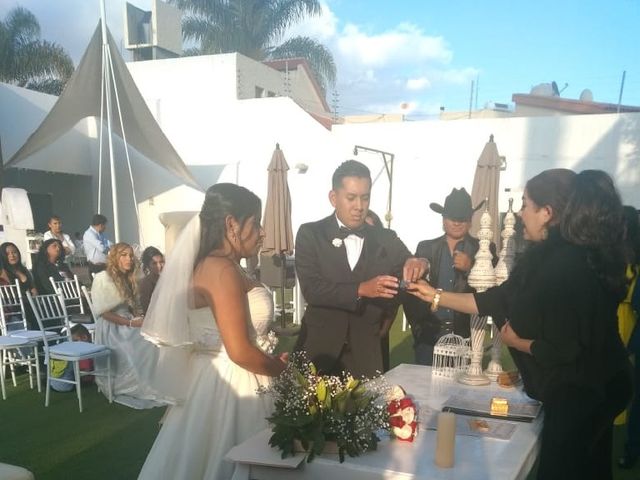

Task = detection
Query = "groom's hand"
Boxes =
[403,257,429,283]
[358,275,399,299]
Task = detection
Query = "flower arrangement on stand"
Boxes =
[258,353,392,463]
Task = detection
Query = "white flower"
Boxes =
[332,238,343,248]
[400,407,415,424]
[392,424,414,440]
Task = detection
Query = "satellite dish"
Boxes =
[551,81,560,96]
[579,89,593,102]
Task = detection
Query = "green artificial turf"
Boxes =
[1,309,638,479]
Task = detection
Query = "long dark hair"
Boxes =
[525,168,576,226]
[195,183,261,267]
[35,238,65,267]
[561,170,627,298]
[141,246,164,275]
[509,169,577,288]
[0,242,30,280]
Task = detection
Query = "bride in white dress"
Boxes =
[138,184,287,480]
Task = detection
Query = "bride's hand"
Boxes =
[278,352,289,364]
[406,280,436,303]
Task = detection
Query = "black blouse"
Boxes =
[474,232,629,401]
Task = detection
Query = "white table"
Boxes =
[227,364,542,480]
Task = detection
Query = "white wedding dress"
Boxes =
[138,286,276,480]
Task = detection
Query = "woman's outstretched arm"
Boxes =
[406,280,479,315]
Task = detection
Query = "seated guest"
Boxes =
[83,214,112,276]
[92,242,165,409]
[43,215,75,257]
[0,242,37,295]
[49,324,95,392]
[32,239,73,294]
[138,247,165,314]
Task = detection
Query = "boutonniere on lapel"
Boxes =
[332,238,343,248]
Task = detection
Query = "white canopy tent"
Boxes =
[5,19,200,243]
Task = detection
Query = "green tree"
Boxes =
[0,7,74,95]
[172,0,336,92]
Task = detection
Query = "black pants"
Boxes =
[537,368,633,480]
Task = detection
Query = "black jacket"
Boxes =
[294,214,411,377]
[403,234,493,345]
[475,230,630,402]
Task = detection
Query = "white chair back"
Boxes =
[26,291,70,343]
[49,275,85,315]
[81,286,98,323]
[0,280,28,335]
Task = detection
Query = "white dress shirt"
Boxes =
[82,226,111,264]
[336,216,364,271]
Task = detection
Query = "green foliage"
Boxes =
[170,0,336,92]
[0,7,74,95]
[259,353,389,463]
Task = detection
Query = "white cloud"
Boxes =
[283,2,478,116]
[406,77,431,91]
[337,23,451,68]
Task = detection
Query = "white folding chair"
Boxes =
[81,286,97,323]
[49,275,95,336]
[0,280,43,392]
[27,291,112,412]
[0,336,31,400]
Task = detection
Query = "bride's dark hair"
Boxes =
[560,170,627,299]
[195,183,261,267]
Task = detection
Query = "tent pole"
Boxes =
[280,252,286,328]
[97,42,106,213]
[100,0,120,242]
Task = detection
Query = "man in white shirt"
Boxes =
[43,215,76,256]
[83,214,112,275]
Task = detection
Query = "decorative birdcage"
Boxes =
[432,334,470,379]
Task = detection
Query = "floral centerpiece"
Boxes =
[258,353,392,463]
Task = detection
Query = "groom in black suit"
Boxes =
[294,160,428,377]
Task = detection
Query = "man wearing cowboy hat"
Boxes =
[403,188,497,365]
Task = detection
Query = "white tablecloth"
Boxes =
[227,364,542,480]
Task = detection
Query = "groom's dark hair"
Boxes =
[332,160,371,190]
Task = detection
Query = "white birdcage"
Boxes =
[432,334,470,379]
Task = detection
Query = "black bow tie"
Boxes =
[338,226,365,239]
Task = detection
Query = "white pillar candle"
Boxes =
[434,412,456,468]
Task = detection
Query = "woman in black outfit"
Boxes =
[32,239,73,294]
[0,242,37,295]
[138,246,165,314]
[408,169,632,480]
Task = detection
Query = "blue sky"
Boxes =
[2,0,638,117]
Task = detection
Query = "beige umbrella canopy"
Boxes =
[470,134,504,246]
[262,143,294,256]
[262,144,294,327]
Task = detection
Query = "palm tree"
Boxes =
[171,0,336,93]
[0,7,74,95]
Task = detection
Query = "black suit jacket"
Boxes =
[403,234,496,346]
[294,214,411,377]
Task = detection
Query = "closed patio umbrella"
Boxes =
[470,134,504,247]
[262,143,294,327]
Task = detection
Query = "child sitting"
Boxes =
[49,324,95,392]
